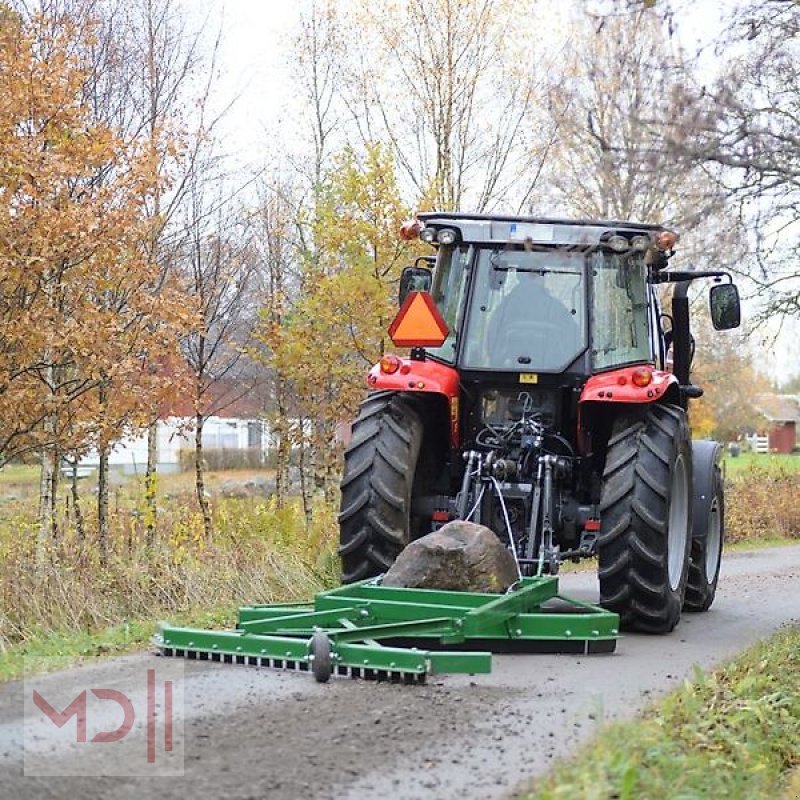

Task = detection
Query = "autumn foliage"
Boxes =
[0,10,187,463]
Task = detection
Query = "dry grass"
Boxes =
[725,462,800,543]
[0,477,338,649]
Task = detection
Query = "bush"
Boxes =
[725,464,800,543]
[178,447,267,472]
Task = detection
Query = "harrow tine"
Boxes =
[156,644,430,683]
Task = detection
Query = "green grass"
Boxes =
[0,606,238,683]
[519,626,800,800]
[722,451,800,476]
[0,464,40,486]
[726,535,798,552]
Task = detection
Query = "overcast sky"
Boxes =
[186,0,739,174]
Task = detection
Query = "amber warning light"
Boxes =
[388,291,449,348]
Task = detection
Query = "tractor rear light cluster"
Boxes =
[418,227,459,245]
[607,235,629,252]
[420,227,436,243]
[631,367,653,387]
[380,354,401,374]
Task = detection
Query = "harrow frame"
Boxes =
[156,575,619,683]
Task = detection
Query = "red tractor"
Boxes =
[338,214,741,633]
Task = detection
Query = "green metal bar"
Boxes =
[513,608,619,641]
[159,626,309,660]
[239,606,370,634]
[326,617,460,644]
[426,649,492,675]
[319,582,498,608]
[158,624,491,676]
[335,642,491,675]
[461,577,558,636]
[238,605,314,624]
[315,595,481,622]
[338,617,379,647]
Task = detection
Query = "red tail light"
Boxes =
[379,354,401,374]
[632,367,653,387]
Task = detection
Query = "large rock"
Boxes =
[382,520,518,593]
[217,476,276,499]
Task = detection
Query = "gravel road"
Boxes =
[2,544,799,799]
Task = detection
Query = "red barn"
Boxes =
[755,394,800,454]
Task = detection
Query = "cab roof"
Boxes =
[417,212,666,247]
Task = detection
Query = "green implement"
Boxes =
[155,576,619,683]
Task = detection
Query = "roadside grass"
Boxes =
[0,606,237,683]
[0,478,340,679]
[519,626,800,800]
[722,451,800,476]
[723,460,800,544]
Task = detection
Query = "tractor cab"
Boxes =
[416,215,660,377]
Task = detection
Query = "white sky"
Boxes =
[181,0,797,381]
[192,0,738,166]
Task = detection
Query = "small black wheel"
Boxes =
[310,631,332,683]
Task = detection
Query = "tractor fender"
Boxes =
[578,366,679,405]
[691,440,722,541]
[366,356,461,445]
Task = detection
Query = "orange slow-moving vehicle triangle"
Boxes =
[388,291,449,348]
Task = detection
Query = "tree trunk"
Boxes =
[37,442,56,563]
[195,412,213,545]
[273,385,291,509]
[70,461,85,542]
[98,444,110,564]
[297,428,312,530]
[50,448,60,541]
[145,419,158,547]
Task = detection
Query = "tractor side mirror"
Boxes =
[709,283,741,330]
[398,266,432,306]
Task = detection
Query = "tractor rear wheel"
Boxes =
[683,454,724,612]
[338,391,423,583]
[598,404,692,633]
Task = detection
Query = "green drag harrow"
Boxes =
[155,575,619,683]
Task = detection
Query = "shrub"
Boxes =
[725,464,800,543]
[0,495,338,648]
[178,447,267,472]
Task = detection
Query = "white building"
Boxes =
[77,416,269,475]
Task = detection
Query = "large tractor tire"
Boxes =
[338,391,423,583]
[683,441,724,612]
[598,403,692,633]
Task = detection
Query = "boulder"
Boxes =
[382,520,518,593]
[218,476,276,499]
